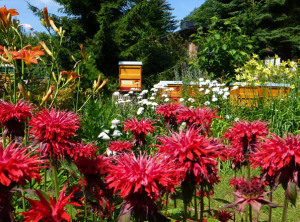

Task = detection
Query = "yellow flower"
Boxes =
[290,85,295,89]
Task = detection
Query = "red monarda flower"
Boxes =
[217,210,233,222]
[251,133,300,188]
[105,153,182,221]
[22,184,80,222]
[29,108,80,158]
[74,154,109,190]
[224,120,269,168]
[0,143,45,187]
[109,140,132,152]
[157,127,221,184]
[123,118,155,147]
[106,153,182,199]
[69,141,97,160]
[0,100,34,139]
[156,103,184,128]
[176,106,222,134]
[224,177,278,213]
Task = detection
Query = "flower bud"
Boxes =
[41,86,54,105]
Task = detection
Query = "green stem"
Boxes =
[50,157,59,200]
[21,187,26,212]
[165,193,169,217]
[281,192,289,222]
[268,190,273,222]
[249,205,252,222]
[75,77,81,112]
[13,68,16,103]
[81,176,88,222]
[200,184,204,222]
[194,186,198,221]
[183,201,187,222]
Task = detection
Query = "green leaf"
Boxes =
[286,181,297,207]
[214,34,221,40]
[213,198,231,204]
[222,44,227,50]
[207,219,220,222]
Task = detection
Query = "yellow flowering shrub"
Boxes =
[235,54,298,85]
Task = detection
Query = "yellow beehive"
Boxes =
[158,81,200,99]
[230,83,290,106]
[119,61,142,92]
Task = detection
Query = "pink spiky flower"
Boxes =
[0,143,45,187]
[0,100,34,139]
[22,184,80,222]
[29,108,80,158]
[105,153,183,221]
[109,140,132,152]
[156,103,184,128]
[224,177,278,213]
[157,127,221,184]
[224,120,269,168]
[123,118,155,147]
[176,106,222,134]
[251,133,300,193]
[69,141,97,160]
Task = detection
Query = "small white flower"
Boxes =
[168,88,174,91]
[149,96,155,100]
[153,88,158,92]
[142,99,149,105]
[129,91,133,94]
[231,86,239,90]
[199,88,204,92]
[235,117,240,122]
[187,98,195,103]
[189,106,194,109]
[179,98,185,102]
[164,98,169,102]
[225,115,231,119]
[125,99,131,103]
[151,102,158,106]
[123,94,129,97]
[212,96,218,102]
[223,87,229,92]
[212,87,220,92]
[112,130,122,137]
[199,78,204,82]
[204,101,210,106]
[98,132,110,140]
[112,91,120,96]
[111,119,120,125]
[137,96,142,100]
[205,89,210,94]
[137,107,144,115]
[162,93,168,97]
[106,148,116,156]
[142,89,148,94]
[151,93,157,96]
[217,90,223,95]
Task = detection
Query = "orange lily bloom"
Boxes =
[60,71,83,81]
[10,45,45,66]
[0,5,19,28]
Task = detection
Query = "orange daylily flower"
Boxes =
[10,45,45,66]
[0,5,19,29]
[60,71,83,81]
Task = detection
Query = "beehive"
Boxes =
[119,61,142,92]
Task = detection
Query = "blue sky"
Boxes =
[1,0,205,32]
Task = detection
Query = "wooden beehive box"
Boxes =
[157,81,200,99]
[119,61,142,92]
[230,82,290,106]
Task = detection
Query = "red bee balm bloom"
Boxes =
[177,106,222,134]
[0,100,34,139]
[123,118,155,147]
[0,143,45,187]
[251,133,300,188]
[106,153,182,198]
[29,108,80,158]
[156,103,183,128]
[69,141,97,160]
[157,127,221,184]
[224,120,269,168]
[224,177,278,213]
[22,184,80,222]
[109,140,132,152]
[106,153,182,221]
